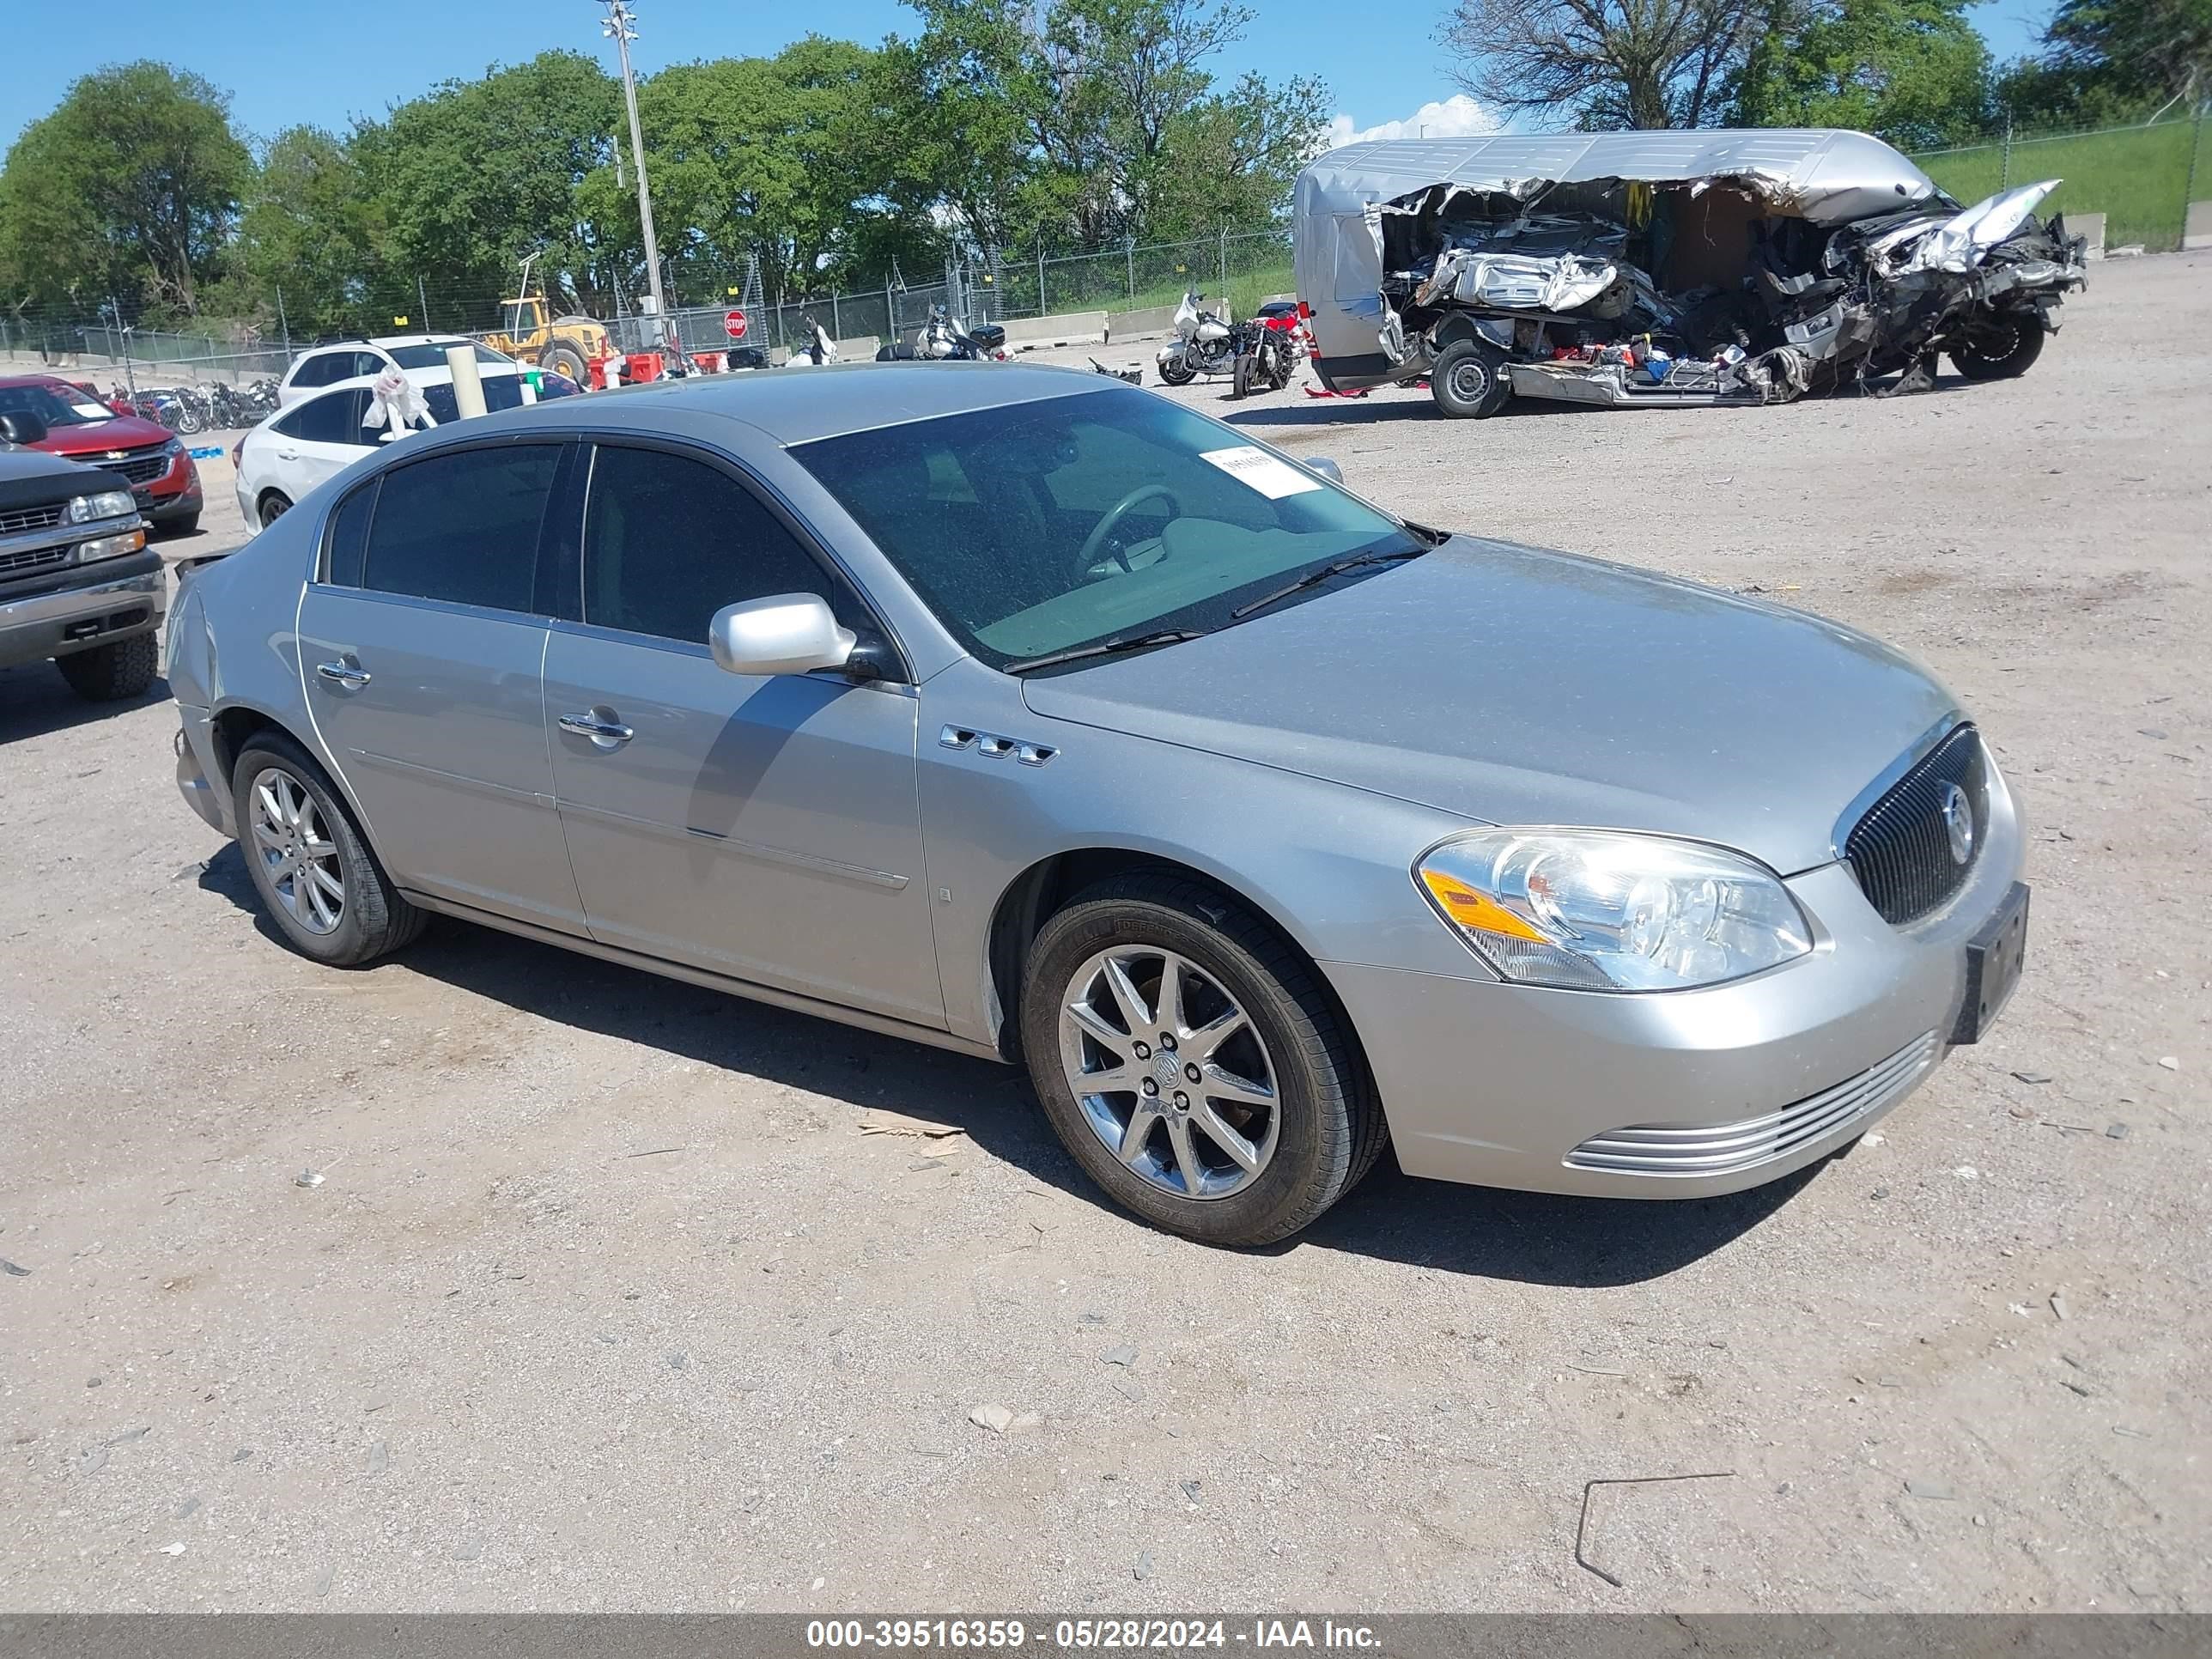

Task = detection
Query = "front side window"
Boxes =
[791,388,1414,668]
[361,443,561,613]
[581,445,832,644]
[274,388,374,447]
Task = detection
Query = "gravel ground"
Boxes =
[1,254,2205,1614]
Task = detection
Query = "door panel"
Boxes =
[298,591,584,932]
[544,629,942,1026]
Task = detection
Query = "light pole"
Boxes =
[601,1,674,359]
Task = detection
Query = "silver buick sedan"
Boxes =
[168,364,2027,1245]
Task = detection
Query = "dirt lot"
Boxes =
[2,254,2206,1615]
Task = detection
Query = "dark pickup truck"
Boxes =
[0,410,162,701]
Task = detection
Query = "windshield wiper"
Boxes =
[1003,629,1208,675]
[1229,545,1427,621]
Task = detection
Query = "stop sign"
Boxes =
[723,308,748,340]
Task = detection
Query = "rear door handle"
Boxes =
[558,710,634,745]
[315,659,370,689]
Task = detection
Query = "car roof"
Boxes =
[296,336,477,356]
[453,361,1120,447]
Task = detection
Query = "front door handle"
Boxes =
[315,659,370,689]
[558,710,634,745]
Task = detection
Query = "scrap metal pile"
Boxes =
[1295,132,2089,414]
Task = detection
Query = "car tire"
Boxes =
[159,512,201,538]
[231,732,426,968]
[543,344,588,382]
[258,491,292,529]
[1157,356,1196,387]
[1019,872,1386,1247]
[55,633,158,702]
[1949,316,2045,381]
[1431,337,1512,417]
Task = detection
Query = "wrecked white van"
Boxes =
[1291,130,2087,417]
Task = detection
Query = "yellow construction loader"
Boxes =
[478,257,617,382]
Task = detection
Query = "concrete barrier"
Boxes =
[1106,304,1179,340]
[2185,201,2212,252]
[1003,310,1109,349]
[2075,212,2107,259]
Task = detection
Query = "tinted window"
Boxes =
[275,388,374,447]
[362,444,561,613]
[793,389,1412,667]
[583,446,830,643]
[354,351,389,379]
[290,352,348,389]
[421,374,526,423]
[324,480,377,586]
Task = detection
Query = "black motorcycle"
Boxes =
[1228,317,1295,399]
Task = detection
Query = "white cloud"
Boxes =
[1322,94,1500,150]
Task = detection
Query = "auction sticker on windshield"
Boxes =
[1200,446,1322,499]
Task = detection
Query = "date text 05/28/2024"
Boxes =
[805,1620,1382,1650]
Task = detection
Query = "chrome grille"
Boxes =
[1844,725,1988,925]
[0,502,67,535]
[103,449,172,486]
[0,543,70,580]
[1565,1032,1939,1176]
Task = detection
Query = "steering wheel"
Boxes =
[1074,484,1180,575]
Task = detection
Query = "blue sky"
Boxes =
[3,0,2057,152]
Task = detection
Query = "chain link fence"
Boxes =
[1908,105,2209,252]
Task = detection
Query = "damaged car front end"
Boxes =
[1292,131,2087,417]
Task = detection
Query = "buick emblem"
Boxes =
[1938,781,1974,866]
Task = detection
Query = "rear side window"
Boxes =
[324,481,377,586]
[275,388,372,447]
[289,351,347,389]
[582,445,832,643]
[362,444,562,614]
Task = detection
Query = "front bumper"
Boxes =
[0,554,166,672]
[1325,774,2025,1199]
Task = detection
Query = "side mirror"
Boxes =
[0,410,50,447]
[709,592,856,678]
[1303,455,1343,484]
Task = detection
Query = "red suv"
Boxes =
[0,374,203,534]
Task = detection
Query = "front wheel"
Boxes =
[1157,354,1196,387]
[56,633,157,702]
[1431,337,1512,417]
[1231,352,1255,399]
[1949,314,2045,381]
[542,344,588,382]
[1020,873,1386,1247]
[231,734,425,967]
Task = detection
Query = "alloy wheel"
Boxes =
[1058,945,1280,1200]
[249,766,345,935]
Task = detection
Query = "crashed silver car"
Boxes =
[1293,130,2087,416]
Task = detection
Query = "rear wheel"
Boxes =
[1020,873,1385,1247]
[1949,314,2045,380]
[231,733,424,967]
[1431,337,1512,417]
[56,633,157,702]
[542,343,588,382]
[258,491,292,530]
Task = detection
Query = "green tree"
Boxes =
[352,50,623,321]
[1993,0,2211,126]
[1729,0,1992,149]
[0,61,250,314]
[228,127,391,337]
[1437,0,1764,130]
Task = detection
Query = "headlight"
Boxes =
[1415,830,1812,992]
[67,489,136,524]
[160,436,185,458]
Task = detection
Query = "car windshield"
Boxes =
[792,388,1418,669]
[0,383,114,426]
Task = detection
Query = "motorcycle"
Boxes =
[787,313,839,368]
[1228,316,1296,399]
[878,306,1008,362]
[1156,290,1238,386]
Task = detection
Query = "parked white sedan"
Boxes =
[233,365,552,531]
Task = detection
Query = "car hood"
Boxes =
[36,414,173,454]
[1017,538,1960,874]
